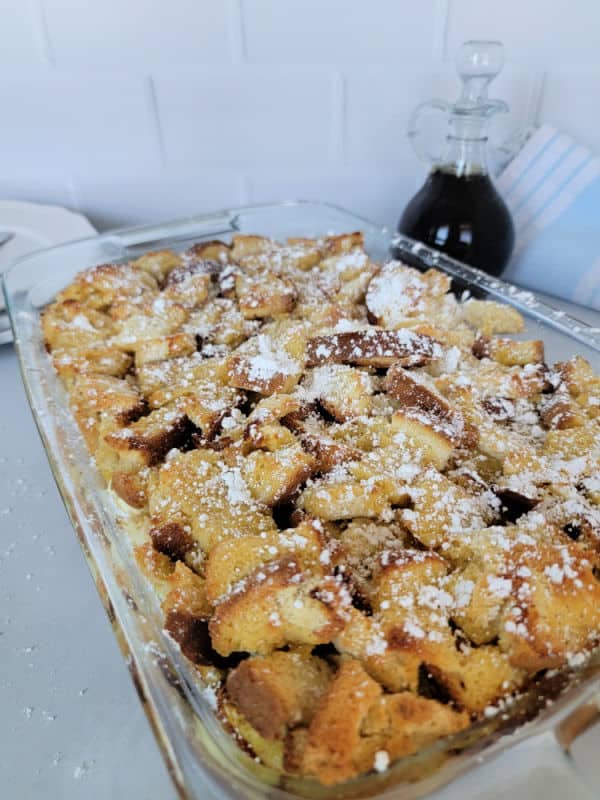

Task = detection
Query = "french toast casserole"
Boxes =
[41,232,600,786]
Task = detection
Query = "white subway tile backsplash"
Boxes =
[154,69,335,167]
[247,171,423,230]
[73,171,244,230]
[1,1,47,67]
[345,70,436,170]
[242,0,438,63]
[345,65,538,170]
[538,71,600,154]
[0,75,160,173]
[446,0,600,66]
[41,0,233,67]
[0,1,594,234]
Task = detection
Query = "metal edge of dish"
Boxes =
[2,200,600,799]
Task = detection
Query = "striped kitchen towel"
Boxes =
[499,124,600,310]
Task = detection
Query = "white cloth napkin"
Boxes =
[499,124,600,310]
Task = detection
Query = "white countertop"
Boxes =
[1,292,599,800]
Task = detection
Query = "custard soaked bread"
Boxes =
[42,232,600,786]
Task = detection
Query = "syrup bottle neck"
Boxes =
[440,115,491,177]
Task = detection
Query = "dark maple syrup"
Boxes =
[396,40,515,277]
[398,168,514,277]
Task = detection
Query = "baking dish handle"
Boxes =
[106,212,237,252]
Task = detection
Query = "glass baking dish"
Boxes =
[3,201,600,799]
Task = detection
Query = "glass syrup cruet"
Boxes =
[397,40,515,277]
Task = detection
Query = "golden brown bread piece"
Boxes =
[299,659,468,785]
[472,335,544,365]
[226,651,332,740]
[209,558,349,656]
[461,299,525,335]
[52,346,131,387]
[104,405,190,470]
[111,470,149,510]
[306,329,442,368]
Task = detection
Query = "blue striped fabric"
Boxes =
[499,124,600,310]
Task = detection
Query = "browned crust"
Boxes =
[112,471,147,509]
[105,413,189,466]
[540,394,584,430]
[164,611,214,664]
[300,434,361,473]
[150,521,195,561]
[385,365,476,449]
[227,663,288,739]
[306,329,441,368]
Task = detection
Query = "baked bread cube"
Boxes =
[111,469,149,510]
[55,261,157,309]
[161,262,211,309]
[244,420,297,452]
[390,409,454,470]
[162,562,216,664]
[132,249,182,282]
[225,334,303,396]
[366,262,450,328]
[134,542,175,599]
[306,329,442,369]
[461,299,524,335]
[243,394,304,452]
[42,301,115,352]
[498,539,600,671]
[298,659,467,785]
[299,432,360,473]
[386,366,475,452]
[186,297,258,348]
[133,332,197,367]
[333,608,421,693]
[299,659,383,784]
[109,300,187,350]
[186,239,231,264]
[400,470,495,549]
[299,474,392,521]
[235,272,297,319]
[148,449,276,553]
[472,335,544,365]
[208,558,349,655]
[556,355,598,396]
[204,520,329,602]
[226,651,333,740]
[103,404,190,470]
[302,364,374,422]
[52,346,131,387]
[241,445,316,506]
[540,392,585,430]
[230,233,273,261]
[179,384,243,440]
[69,374,146,451]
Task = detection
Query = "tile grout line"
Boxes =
[67,175,83,214]
[432,0,450,60]
[330,71,345,167]
[229,0,246,64]
[147,77,168,167]
[31,0,55,67]
[530,70,547,128]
